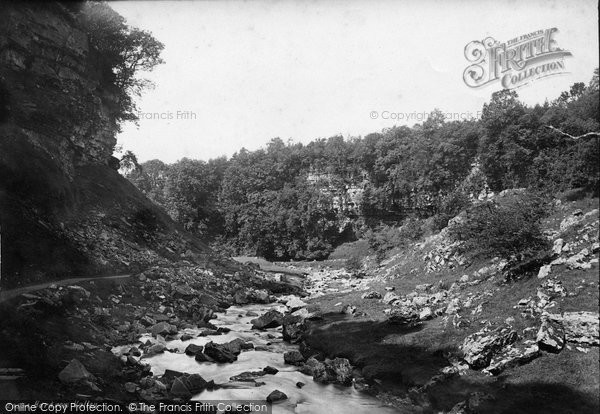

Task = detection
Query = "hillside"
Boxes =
[0,2,216,289]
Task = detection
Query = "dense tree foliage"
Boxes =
[78,2,164,127]
[126,72,599,260]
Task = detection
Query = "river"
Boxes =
[126,302,402,413]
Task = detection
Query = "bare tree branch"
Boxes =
[544,125,600,140]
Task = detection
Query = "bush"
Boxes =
[447,192,551,258]
[432,190,472,231]
[344,255,364,277]
[366,218,424,262]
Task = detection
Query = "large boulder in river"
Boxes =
[184,344,203,356]
[266,389,288,403]
[251,310,284,330]
[221,338,254,354]
[203,341,238,363]
[461,327,519,369]
[283,350,305,365]
[282,314,305,343]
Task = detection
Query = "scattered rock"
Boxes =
[58,359,95,384]
[263,366,279,375]
[361,291,382,299]
[461,327,519,369]
[203,342,238,363]
[184,344,203,356]
[341,304,356,315]
[296,382,305,388]
[537,264,552,279]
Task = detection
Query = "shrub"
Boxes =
[447,192,551,259]
[366,218,424,262]
[432,190,472,231]
[344,255,364,277]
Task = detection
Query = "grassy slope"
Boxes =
[301,197,599,413]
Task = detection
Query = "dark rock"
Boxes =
[388,306,419,325]
[129,347,141,357]
[312,358,353,386]
[180,334,194,341]
[282,314,305,343]
[251,310,284,330]
[145,343,167,356]
[151,322,178,337]
[230,371,266,382]
[58,359,95,384]
[184,344,203,356]
[194,352,212,362]
[184,374,208,393]
[170,377,191,398]
[203,341,238,363]
[296,382,305,388]
[266,389,288,403]
[263,366,279,375]
[283,350,305,365]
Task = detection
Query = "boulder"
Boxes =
[251,310,284,330]
[282,315,305,343]
[266,389,288,403]
[170,377,191,398]
[263,366,279,375]
[388,306,419,325]
[361,291,382,299]
[286,297,307,312]
[313,358,353,386]
[145,343,167,356]
[283,350,305,365]
[184,344,203,356]
[536,319,565,353]
[151,322,177,337]
[552,311,599,345]
[382,292,400,305]
[483,342,540,375]
[537,265,552,279]
[341,304,356,315]
[461,327,519,369]
[203,341,238,363]
[58,359,95,384]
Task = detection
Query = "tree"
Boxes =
[79,2,164,127]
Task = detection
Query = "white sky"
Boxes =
[110,0,599,163]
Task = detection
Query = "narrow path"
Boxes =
[0,274,131,304]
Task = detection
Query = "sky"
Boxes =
[110,0,599,163]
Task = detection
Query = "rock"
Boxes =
[483,342,540,375]
[284,350,305,365]
[230,371,266,382]
[58,359,95,384]
[286,297,307,312]
[341,304,356,315]
[313,358,353,386]
[388,306,419,325]
[184,344,203,356]
[170,377,191,398]
[537,264,552,279]
[251,310,284,330]
[537,319,565,353]
[151,322,177,337]
[246,311,259,317]
[552,238,564,255]
[129,347,141,357]
[263,366,279,375]
[461,327,519,369]
[145,343,167,356]
[551,311,599,345]
[282,315,305,343]
[415,283,433,292]
[419,307,433,321]
[124,382,137,393]
[459,275,469,283]
[203,342,238,363]
[266,389,288,403]
[382,292,400,305]
[184,374,208,393]
[361,291,382,299]
[180,334,194,341]
[412,296,429,307]
[296,382,305,388]
[194,352,212,362]
[446,298,461,315]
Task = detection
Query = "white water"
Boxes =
[135,303,404,413]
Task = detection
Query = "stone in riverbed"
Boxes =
[145,343,167,357]
[251,310,284,330]
[312,358,353,386]
[296,382,305,388]
[194,352,212,362]
[266,389,288,403]
[203,341,238,363]
[151,322,177,337]
[283,350,305,365]
[286,297,307,312]
[282,314,305,343]
[170,377,191,398]
[184,344,203,356]
[263,366,279,375]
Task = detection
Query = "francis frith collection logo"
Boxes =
[463,28,572,89]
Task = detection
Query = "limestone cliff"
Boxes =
[0,2,213,288]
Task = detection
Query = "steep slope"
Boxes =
[0,1,212,288]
